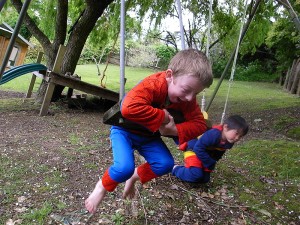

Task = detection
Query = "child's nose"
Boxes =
[185,94,194,102]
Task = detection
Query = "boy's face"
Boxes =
[223,125,243,143]
[166,70,204,104]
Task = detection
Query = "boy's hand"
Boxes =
[162,109,171,124]
[159,115,178,136]
[178,142,188,151]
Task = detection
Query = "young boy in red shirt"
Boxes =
[85,49,213,214]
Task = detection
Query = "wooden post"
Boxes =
[287,59,297,91]
[39,82,55,116]
[26,52,44,98]
[52,45,66,73]
[39,45,65,116]
[283,68,291,90]
[297,74,300,96]
[290,59,300,94]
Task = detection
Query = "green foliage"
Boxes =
[212,57,229,79]
[266,17,300,72]
[212,58,278,82]
[38,0,56,40]
[239,1,274,56]
[153,44,176,69]
[0,8,32,40]
[235,60,277,82]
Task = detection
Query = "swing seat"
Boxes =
[202,111,208,120]
[201,110,212,130]
[103,103,186,134]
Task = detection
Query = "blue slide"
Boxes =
[0,63,47,85]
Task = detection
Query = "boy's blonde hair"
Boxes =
[168,48,213,88]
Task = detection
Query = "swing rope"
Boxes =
[220,0,248,124]
[176,0,186,50]
[201,0,213,120]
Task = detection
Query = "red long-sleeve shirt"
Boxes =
[121,71,207,144]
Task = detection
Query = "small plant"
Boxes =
[69,133,80,145]
[22,202,53,224]
[111,211,124,225]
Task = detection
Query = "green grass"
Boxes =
[204,80,300,113]
[214,139,300,223]
[75,64,157,92]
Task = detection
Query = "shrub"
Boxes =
[235,61,278,82]
[212,59,278,82]
[154,45,176,69]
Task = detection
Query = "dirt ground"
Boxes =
[0,90,299,225]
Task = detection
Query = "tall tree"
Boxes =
[9,0,114,102]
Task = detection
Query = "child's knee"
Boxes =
[152,157,174,175]
[109,164,135,182]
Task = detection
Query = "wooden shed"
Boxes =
[0,22,33,70]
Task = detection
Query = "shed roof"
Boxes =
[0,22,33,48]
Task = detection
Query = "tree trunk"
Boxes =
[52,2,112,100]
[11,0,114,102]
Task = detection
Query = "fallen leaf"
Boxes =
[14,207,27,213]
[183,211,190,216]
[201,192,209,198]
[274,202,284,210]
[208,193,214,199]
[170,184,179,190]
[257,209,272,217]
[244,188,256,194]
[5,219,22,225]
[17,196,26,203]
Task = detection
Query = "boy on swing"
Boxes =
[172,115,249,183]
[85,49,213,214]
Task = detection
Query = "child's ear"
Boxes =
[223,124,229,131]
[166,69,173,78]
[165,69,173,83]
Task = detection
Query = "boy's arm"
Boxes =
[178,138,198,151]
[174,101,207,144]
[121,74,167,132]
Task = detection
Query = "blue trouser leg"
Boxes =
[108,126,174,182]
[108,127,136,183]
[136,137,174,176]
[172,166,210,183]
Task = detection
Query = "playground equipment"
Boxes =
[0,0,32,81]
[0,63,47,85]
[0,46,119,116]
[37,45,119,116]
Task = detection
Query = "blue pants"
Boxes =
[108,126,174,183]
[172,166,211,183]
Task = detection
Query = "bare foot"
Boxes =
[123,169,139,199]
[85,180,107,214]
